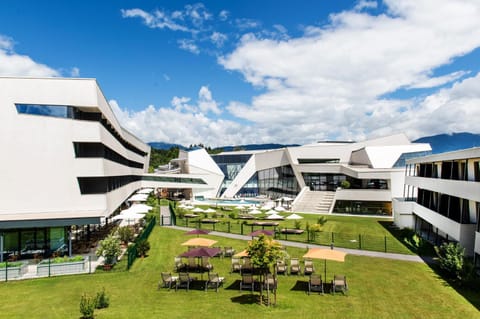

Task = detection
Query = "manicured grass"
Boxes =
[1,226,479,318]
[177,211,412,254]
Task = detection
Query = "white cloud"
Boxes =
[218,0,480,143]
[219,10,229,21]
[109,93,247,147]
[210,32,228,47]
[178,39,200,54]
[0,34,59,77]
[354,0,378,11]
[121,8,190,32]
[198,86,221,114]
[70,67,80,77]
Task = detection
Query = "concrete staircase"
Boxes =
[292,190,335,214]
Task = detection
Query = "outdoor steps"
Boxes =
[292,190,335,214]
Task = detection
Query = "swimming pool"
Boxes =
[193,198,263,206]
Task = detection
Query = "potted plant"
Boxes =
[136,239,150,258]
[96,234,121,270]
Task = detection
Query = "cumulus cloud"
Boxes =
[121,8,190,32]
[110,97,247,147]
[178,39,200,54]
[0,34,59,77]
[218,0,480,143]
[210,32,228,47]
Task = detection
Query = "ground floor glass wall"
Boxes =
[1,227,67,261]
[334,200,392,216]
[257,165,300,199]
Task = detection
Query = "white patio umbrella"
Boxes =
[286,213,303,220]
[111,212,146,221]
[275,206,286,212]
[249,209,262,215]
[127,194,148,202]
[266,213,284,220]
[235,205,246,209]
[265,209,277,215]
[178,203,189,208]
[136,188,154,194]
[204,208,216,213]
[192,207,205,213]
[127,203,153,213]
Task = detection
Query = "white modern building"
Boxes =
[208,134,431,215]
[0,77,214,261]
[393,148,480,258]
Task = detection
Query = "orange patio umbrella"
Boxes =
[303,248,347,280]
[181,237,217,247]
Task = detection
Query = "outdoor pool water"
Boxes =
[194,198,262,206]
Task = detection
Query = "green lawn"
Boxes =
[176,210,413,254]
[0,226,479,319]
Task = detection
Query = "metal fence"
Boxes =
[127,217,156,270]
[175,215,409,254]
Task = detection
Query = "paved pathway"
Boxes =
[165,225,434,264]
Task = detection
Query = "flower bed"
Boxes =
[0,261,28,280]
[37,256,87,276]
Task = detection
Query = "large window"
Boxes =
[334,200,392,216]
[74,142,144,169]
[257,165,299,198]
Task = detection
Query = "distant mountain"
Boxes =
[414,132,480,154]
[148,142,185,150]
[148,142,299,151]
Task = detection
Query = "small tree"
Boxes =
[79,293,95,319]
[246,234,282,305]
[340,180,351,189]
[95,288,110,309]
[96,234,122,266]
[435,242,464,280]
[136,239,151,258]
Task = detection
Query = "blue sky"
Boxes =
[1,0,480,147]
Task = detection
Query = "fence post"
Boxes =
[5,260,7,282]
[384,236,387,253]
[241,223,244,235]
[88,255,91,274]
[359,234,362,250]
[48,258,51,277]
[331,232,335,244]
[228,221,231,233]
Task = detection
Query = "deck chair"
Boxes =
[263,274,277,292]
[275,259,287,275]
[308,274,324,295]
[159,272,176,290]
[187,257,198,272]
[332,274,348,295]
[176,272,194,291]
[174,256,186,272]
[241,257,253,274]
[240,273,255,292]
[304,259,315,276]
[231,257,241,273]
[201,256,213,272]
[205,273,224,292]
[224,246,235,257]
[289,258,301,275]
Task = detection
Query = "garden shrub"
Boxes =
[79,293,95,319]
[95,288,110,309]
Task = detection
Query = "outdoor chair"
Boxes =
[289,258,301,275]
[263,274,277,292]
[223,246,235,257]
[201,256,214,272]
[240,273,255,293]
[159,272,176,290]
[187,257,198,272]
[205,273,225,292]
[174,256,186,272]
[308,274,324,295]
[176,272,195,292]
[275,259,287,275]
[241,257,253,274]
[332,274,348,295]
[231,257,241,273]
[304,259,315,276]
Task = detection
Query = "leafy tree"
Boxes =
[246,234,282,305]
[79,293,96,319]
[136,239,151,258]
[96,234,122,266]
[435,242,464,280]
[117,226,134,245]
